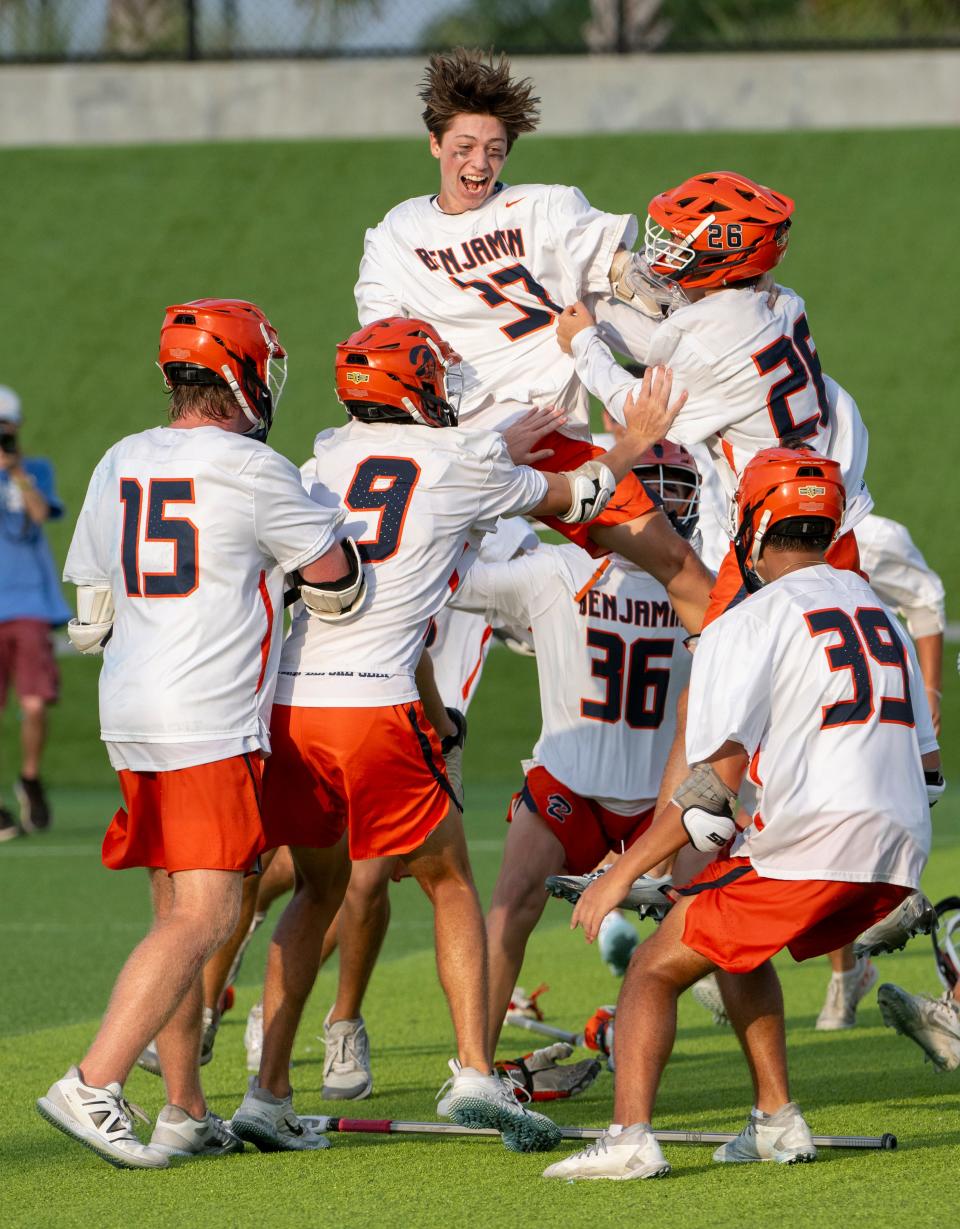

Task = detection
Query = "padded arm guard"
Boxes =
[673,762,738,853]
[296,536,367,622]
[559,460,617,525]
[67,585,115,655]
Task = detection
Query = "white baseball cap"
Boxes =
[0,385,21,426]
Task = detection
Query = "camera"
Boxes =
[0,431,17,456]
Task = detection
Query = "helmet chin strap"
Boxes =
[749,509,772,579]
[220,364,265,438]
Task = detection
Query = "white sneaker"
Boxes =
[36,1066,169,1169]
[713,1103,816,1164]
[878,983,960,1073]
[230,1078,331,1152]
[692,973,729,1027]
[149,1105,244,1159]
[542,1123,670,1181]
[436,1059,561,1153]
[853,892,937,958]
[137,1005,219,1076]
[816,957,878,1030]
[546,869,672,919]
[598,911,639,977]
[244,1001,264,1073]
[322,1009,373,1100]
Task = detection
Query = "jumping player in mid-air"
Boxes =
[354,47,712,634]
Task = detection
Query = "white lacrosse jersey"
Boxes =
[429,516,540,711]
[63,426,341,770]
[274,420,548,708]
[571,285,873,534]
[855,514,946,640]
[355,183,636,434]
[453,544,691,811]
[687,564,936,888]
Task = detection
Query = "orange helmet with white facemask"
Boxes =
[158,298,287,442]
[335,317,462,429]
[733,448,845,592]
[643,171,794,296]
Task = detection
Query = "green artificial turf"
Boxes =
[1,129,959,1225]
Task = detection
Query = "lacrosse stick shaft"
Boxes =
[503,1012,581,1045]
[300,1117,896,1150]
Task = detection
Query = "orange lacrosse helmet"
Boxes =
[158,298,287,442]
[633,439,701,540]
[733,447,845,592]
[644,171,794,291]
[335,317,462,428]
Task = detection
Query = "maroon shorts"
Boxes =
[677,856,911,974]
[0,618,59,706]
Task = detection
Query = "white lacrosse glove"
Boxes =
[560,460,617,524]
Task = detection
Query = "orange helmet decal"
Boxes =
[645,172,795,291]
[632,439,701,540]
[733,447,846,592]
[335,317,462,429]
[158,298,286,441]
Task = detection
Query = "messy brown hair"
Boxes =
[167,380,236,423]
[419,48,540,150]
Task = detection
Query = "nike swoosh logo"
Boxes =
[504,198,525,208]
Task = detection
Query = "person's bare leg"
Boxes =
[202,869,263,1013]
[19,695,46,778]
[828,944,856,973]
[80,869,243,1090]
[257,845,295,913]
[257,838,351,1098]
[592,513,712,635]
[146,870,206,1116]
[612,895,715,1125]
[328,857,396,1022]
[485,805,565,1055]
[404,805,490,1073]
[714,964,790,1113]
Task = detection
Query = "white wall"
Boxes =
[1,50,958,147]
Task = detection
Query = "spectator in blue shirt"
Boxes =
[0,386,70,838]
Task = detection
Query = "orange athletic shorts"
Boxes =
[103,753,265,875]
[510,765,655,874]
[676,855,911,975]
[701,530,863,629]
[533,431,656,558]
[261,702,456,861]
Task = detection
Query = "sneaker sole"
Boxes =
[447,1096,561,1153]
[545,1164,671,1181]
[36,1097,168,1170]
[322,1080,373,1101]
[0,826,20,842]
[230,1116,329,1153]
[715,1149,817,1164]
[878,992,955,1071]
[150,1141,244,1159]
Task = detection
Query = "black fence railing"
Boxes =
[2,0,959,63]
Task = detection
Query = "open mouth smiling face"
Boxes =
[431,113,509,214]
